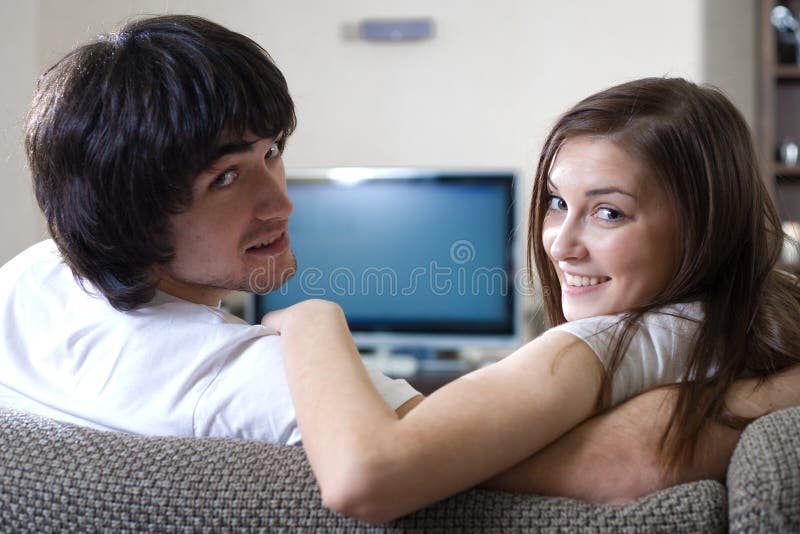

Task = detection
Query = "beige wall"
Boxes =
[0,2,45,264]
[0,0,756,264]
[703,0,757,128]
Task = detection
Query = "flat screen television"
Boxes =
[247,167,522,360]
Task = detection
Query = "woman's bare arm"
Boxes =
[264,299,605,524]
[483,363,800,502]
[482,386,739,501]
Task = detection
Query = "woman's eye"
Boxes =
[596,207,624,221]
[211,169,239,189]
[546,195,567,211]
[265,142,281,160]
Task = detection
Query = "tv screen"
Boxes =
[249,167,521,354]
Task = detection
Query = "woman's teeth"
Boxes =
[564,273,608,287]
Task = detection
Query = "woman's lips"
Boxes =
[561,272,611,295]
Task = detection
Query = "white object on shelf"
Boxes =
[782,221,800,266]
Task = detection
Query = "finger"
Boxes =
[260,309,285,332]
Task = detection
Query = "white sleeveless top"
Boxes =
[552,302,703,406]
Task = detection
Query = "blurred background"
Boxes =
[0,0,758,266]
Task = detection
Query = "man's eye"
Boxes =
[596,207,624,221]
[211,169,239,189]
[265,142,281,160]
[546,195,567,211]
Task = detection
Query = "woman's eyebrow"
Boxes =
[547,178,637,199]
[585,186,637,199]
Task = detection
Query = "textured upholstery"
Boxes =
[728,406,800,532]
[2,405,795,532]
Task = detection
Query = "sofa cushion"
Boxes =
[0,406,726,531]
[728,405,800,532]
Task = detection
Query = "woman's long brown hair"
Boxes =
[528,77,800,470]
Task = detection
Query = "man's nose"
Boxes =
[253,166,293,221]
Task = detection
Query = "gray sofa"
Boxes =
[0,405,798,532]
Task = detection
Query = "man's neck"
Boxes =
[156,277,228,307]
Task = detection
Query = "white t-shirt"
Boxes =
[0,240,420,445]
[552,302,702,406]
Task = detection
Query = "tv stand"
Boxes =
[361,348,476,395]
[361,349,419,378]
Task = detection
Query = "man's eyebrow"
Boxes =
[209,138,259,162]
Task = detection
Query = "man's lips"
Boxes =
[246,231,284,250]
[242,221,289,250]
[245,231,290,257]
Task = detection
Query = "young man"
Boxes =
[0,14,420,443]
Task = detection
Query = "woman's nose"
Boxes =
[547,216,588,262]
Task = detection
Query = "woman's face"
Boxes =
[541,136,678,321]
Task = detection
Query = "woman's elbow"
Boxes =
[316,453,406,525]
[320,483,395,525]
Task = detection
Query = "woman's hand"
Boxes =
[260,298,343,335]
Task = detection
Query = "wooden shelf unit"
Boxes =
[761,0,800,223]
[776,164,800,176]
[775,64,800,79]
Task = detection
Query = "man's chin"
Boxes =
[245,256,297,294]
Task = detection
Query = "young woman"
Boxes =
[262,77,800,523]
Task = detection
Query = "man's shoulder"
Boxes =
[0,238,270,340]
[139,292,256,329]
[127,295,280,356]
[0,239,75,304]
[1,239,61,276]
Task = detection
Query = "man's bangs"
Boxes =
[203,90,293,161]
